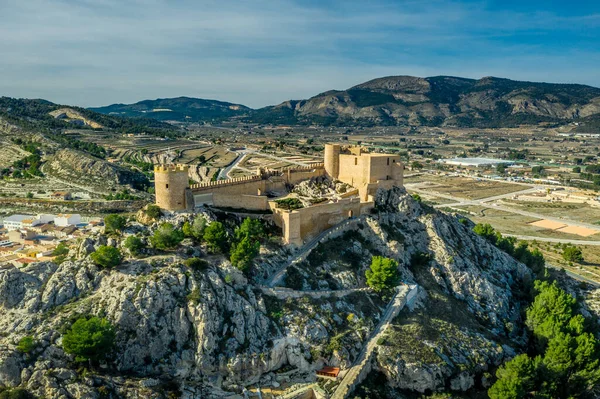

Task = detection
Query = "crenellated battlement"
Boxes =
[154,164,189,173]
[282,162,325,173]
[190,175,263,190]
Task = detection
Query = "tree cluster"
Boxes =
[229,218,264,272]
[365,256,401,292]
[489,280,600,398]
[90,245,122,268]
[149,223,185,250]
[62,316,116,363]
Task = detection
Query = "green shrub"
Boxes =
[90,246,122,268]
[203,221,228,253]
[234,218,264,242]
[62,317,115,363]
[150,223,184,250]
[123,236,144,257]
[182,215,207,241]
[562,245,584,263]
[186,288,201,305]
[366,256,401,292]
[52,243,70,256]
[0,389,36,399]
[274,198,303,210]
[145,204,162,219]
[184,257,208,271]
[16,336,35,353]
[230,237,260,272]
[104,214,127,234]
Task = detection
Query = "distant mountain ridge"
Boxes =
[91,75,600,129]
[89,96,251,122]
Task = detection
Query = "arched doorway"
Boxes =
[348,210,353,218]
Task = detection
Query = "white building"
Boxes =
[54,214,81,227]
[3,215,36,231]
[37,214,56,224]
[441,158,514,168]
[3,214,57,231]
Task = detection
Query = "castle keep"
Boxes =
[154,144,404,246]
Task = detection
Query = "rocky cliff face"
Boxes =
[279,187,533,395]
[0,188,539,398]
[44,149,150,192]
[49,108,104,129]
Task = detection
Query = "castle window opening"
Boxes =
[387,158,390,165]
[166,184,169,189]
[354,158,358,165]
[348,210,353,218]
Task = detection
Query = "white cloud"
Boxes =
[0,0,598,108]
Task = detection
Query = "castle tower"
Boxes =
[154,164,190,211]
[324,144,341,179]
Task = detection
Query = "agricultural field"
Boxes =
[503,200,600,225]
[178,146,237,168]
[455,205,600,242]
[406,174,530,201]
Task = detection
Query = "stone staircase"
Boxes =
[265,217,364,288]
[330,284,418,399]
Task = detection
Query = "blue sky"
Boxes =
[0,0,599,108]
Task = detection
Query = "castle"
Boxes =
[154,144,403,246]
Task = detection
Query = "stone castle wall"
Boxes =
[271,197,372,246]
[154,147,402,244]
[189,165,324,210]
[212,193,270,210]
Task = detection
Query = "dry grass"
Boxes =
[504,200,600,225]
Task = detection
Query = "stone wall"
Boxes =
[271,198,370,246]
[285,165,325,185]
[212,193,269,211]
[190,176,265,195]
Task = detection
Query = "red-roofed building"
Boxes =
[316,366,340,380]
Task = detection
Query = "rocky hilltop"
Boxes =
[90,76,600,129]
[0,187,573,398]
[252,76,600,128]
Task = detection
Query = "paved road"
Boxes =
[218,151,249,180]
[545,262,600,287]
[331,285,415,399]
[505,234,600,246]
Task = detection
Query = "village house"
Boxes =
[51,191,72,200]
[55,214,81,227]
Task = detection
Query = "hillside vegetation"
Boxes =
[89,96,251,123]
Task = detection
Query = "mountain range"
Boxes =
[91,75,600,129]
